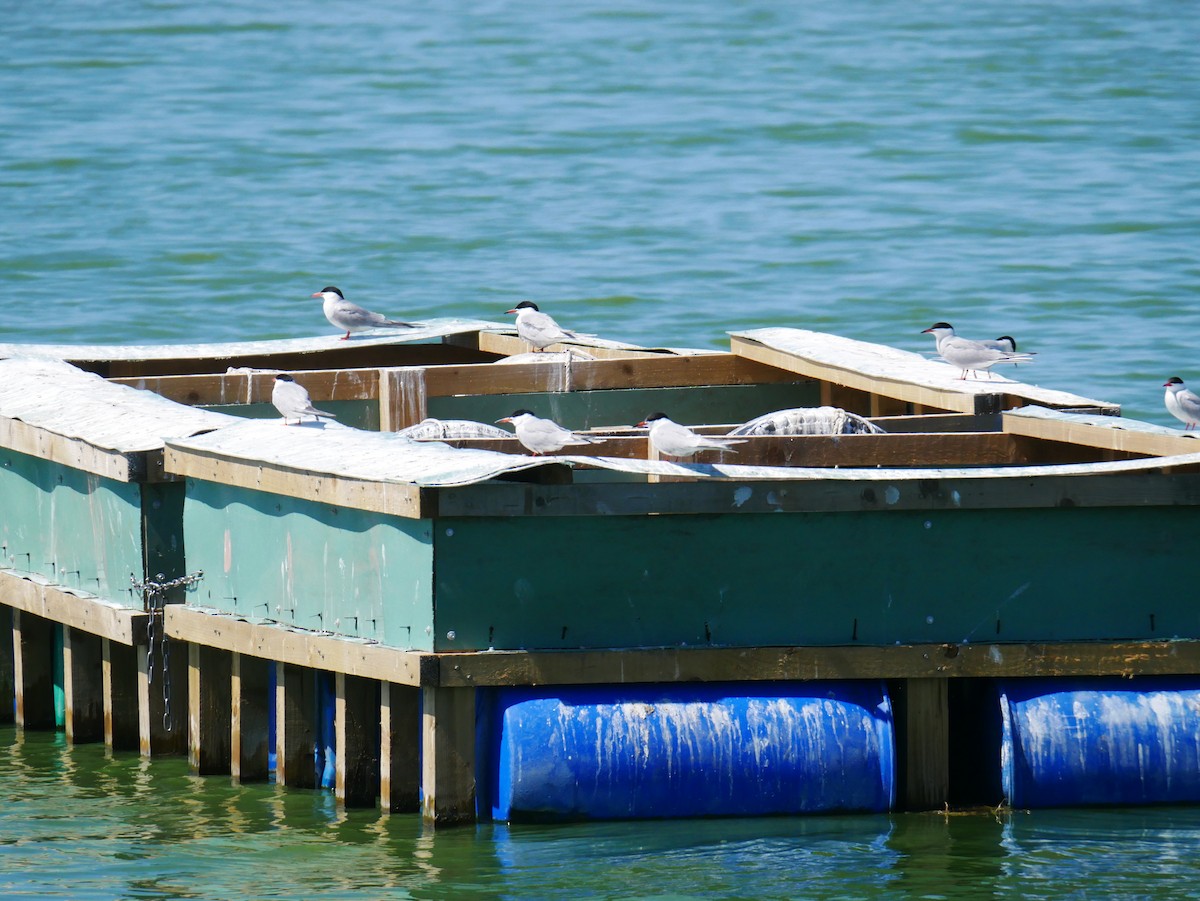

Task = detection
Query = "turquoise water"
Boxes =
[3,2,1200,897]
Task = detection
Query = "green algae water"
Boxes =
[3,1,1200,897]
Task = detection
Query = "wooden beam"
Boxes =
[472,331,676,360]
[421,686,476,824]
[103,637,139,751]
[163,447,427,519]
[1003,411,1200,458]
[63,626,103,744]
[13,609,55,729]
[112,368,380,407]
[379,367,428,431]
[188,643,232,775]
[336,672,381,807]
[381,682,420,813]
[231,652,271,783]
[0,569,148,646]
[139,638,188,757]
[276,662,316,789]
[165,606,425,685]
[893,678,949,811]
[0,416,141,482]
[428,640,1200,686]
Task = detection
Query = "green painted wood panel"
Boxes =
[0,449,146,606]
[428,383,818,431]
[183,480,435,649]
[432,506,1200,651]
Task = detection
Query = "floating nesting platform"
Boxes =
[2,321,1199,822]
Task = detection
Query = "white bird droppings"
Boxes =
[732,487,753,508]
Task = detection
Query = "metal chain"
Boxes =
[131,570,204,733]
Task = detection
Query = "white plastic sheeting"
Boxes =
[0,357,240,452]
[729,406,885,436]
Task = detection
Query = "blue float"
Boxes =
[1000,677,1200,808]
[487,681,894,821]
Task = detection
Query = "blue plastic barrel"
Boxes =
[488,681,894,821]
[1000,678,1200,808]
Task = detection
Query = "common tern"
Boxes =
[313,286,416,340]
[1164,377,1200,430]
[505,301,579,352]
[272,374,336,425]
[921,322,1034,380]
[496,409,601,455]
[637,412,746,458]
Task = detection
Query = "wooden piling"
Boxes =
[13,609,55,729]
[894,677,950,811]
[335,672,380,807]
[139,639,188,757]
[187,643,232,775]
[0,606,13,725]
[421,686,476,824]
[231,652,271,782]
[103,638,139,750]
[380,682,420,813]
[275,662,316,789]
[63,626,103,743]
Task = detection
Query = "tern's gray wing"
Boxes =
[330,299,414,329]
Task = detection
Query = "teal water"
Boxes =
[3,2,1200,897]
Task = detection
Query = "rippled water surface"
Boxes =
[3,2,1200,897]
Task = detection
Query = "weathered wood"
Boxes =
[103,638,139,751]
[63,626,104,744]
[231,652,271,783]
[188,643,232,775]
[380,682,420,813]
[139,637,188,757]
[0,416,141,482]
[336,672,381,807]
[893,678,949,811]
[13,609,55,729]
[421,686,476,825]
[1003,410,1200,458]
[0,569,148,646]
[471,330,676,360]
[0,606,12,724]
[276,662,316,789]
[379,367,428,431]
[163,446,426,519]
[429,640,1200,686]
[165,606,425,684]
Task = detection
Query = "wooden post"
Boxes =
[421,686,476,824]
[139,637,188,757]
[63,626,103,744]
[378,368,428,431]
[336,672,380,807]
[13,609,55,729]
[276,662,316,789]
[380,682,420,813]
[103,638,139,751]
[231,652,270,782]
[0,606,13,725]
[894,677,950,811]
[187,643,232,775]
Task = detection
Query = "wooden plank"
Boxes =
[0,417,138,482]
[473,331,677,360]
[165,605,425,685]
[421,686,476,824]
[0,569,148,646]
[163,446,427,519]
[188,643,232,775]
[429,640,1200,686]
[13,609,55,729]
[1003,410,1200,458]
[893,678,949,811]
[63,626,103,744]
[732,334,1027,416]
[231,652,271,783]
[381,682,420,813]
[428,468,1200,518]
[112,365,384,407]
[103,638,139,751]
[379,367,428,431]
[336,672,381,807]
[276,662,316,789]
[140,636,188,757]
[0,606,12,724]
